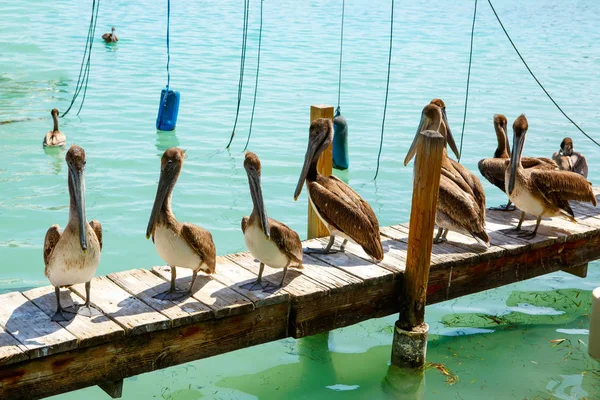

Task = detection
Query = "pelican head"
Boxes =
[51,108,59,131]
[508,114,528,195]
[294,118,333,200]
[405,103,452,165]
[493,114,508,133]
[429,98,460,159]
[111,26,116,32]
[146,147,185,239]
[244,151,270,238]
[560,137,573,156]
[493,113,510,156]
[66,145,87,251]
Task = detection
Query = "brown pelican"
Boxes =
[43,109,66,147]
[241,152,303,292]
[552,137,588,178]
[478,114,557,211]
[102,27,118,43]
[294,118,384,261]
[405,102,490,247]
[507,115,596,237]
[146,147,216,300]
[43,145,102,321]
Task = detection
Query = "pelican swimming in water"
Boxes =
[478,114,556,211]
[552,137,588,178]
[146,147,216,300]
[43,108,66,147]
[43,145,102,321]
[294,118,384,261]
[241,152,303,292]
[102,27,118,43]
[405,102,490,247]
[506,115,596,237]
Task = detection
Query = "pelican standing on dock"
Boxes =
[552,137,588,178]
[102,27,118,43]
[405,102,490,247]
[507,115,596,237]
[43,108,66,147]
[241,152,303,292]
[478,114,556,211]
[43,145,102,321]
[146,147,216,300]
[294,118,384,261]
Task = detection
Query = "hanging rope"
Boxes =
[158,0,172,113]
[458,0,477,162]
[61,0,100,117]
[226,0,251,149]
[243,0,264,151]
[373,0,394,180]
[336,0,345,109]
[487,0,600,147]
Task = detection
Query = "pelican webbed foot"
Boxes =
[262,265,290,294]
[305,236,347,255]
[433,228,448,244]
[153,289,189,301]
[239,263,270,292]
[490,202,516,212]
[77,305,102,318]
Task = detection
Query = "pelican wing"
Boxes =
[43,224,61,266]
[522,157,557,170]
[268,218,303,266]
[478,158,506,193]
[89,220,103,251]
[530,169,597,208]
[572,153,588,178]
[448,159,486,224]
[181,223,217,273]
[241,216,249,234]
[308,175,383,261]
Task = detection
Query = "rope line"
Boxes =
[158,0,172,115]
[243,0,264,151]
[76,0,100,116]
[458,0,477,162]
[227,0,251,149]
[336,0,345,109]
[373,0,394,180]
[487,0,600,147]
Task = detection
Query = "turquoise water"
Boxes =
[1,0,600,398]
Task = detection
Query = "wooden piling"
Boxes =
[307,105,334,239]
[392,129,445,369]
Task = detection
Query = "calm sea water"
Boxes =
[1,0,599,398]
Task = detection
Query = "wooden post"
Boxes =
[307,105,334,239]
[391,130,445,369]
[98,379,123,398]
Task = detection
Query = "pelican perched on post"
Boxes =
[294,118,384,261]
[43,145,102,321]
[507,115,596,237]
[552,137,588,178]
[102,27,118,43]
[43,109,66,147]
[478,114,556,211]
[241,152,303,292]
[146,147,216,300]
[405,102,490,247]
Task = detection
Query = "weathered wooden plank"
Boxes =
[0,302,289,400]
[151,266,254,319]
[70,276,170,335]
[300,254,363,292]
[337,236,407,274]
[0,328,28,367]
[22,286,124,348]
[98,379,123,399]
[226,252,330,299]
[0,292,77,359]
[107,269,213,328]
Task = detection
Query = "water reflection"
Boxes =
[382,365,425,399]
[43,145,65,174]
[155,129,179,153]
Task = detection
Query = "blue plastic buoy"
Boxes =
[333,107,349,170]
[156,88,180,131]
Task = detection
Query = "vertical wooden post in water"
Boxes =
[391,130,444,369]
[307,105,334,239]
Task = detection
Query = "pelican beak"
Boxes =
[146,166,174,239]
[69,164,87,251]
[294,137,320,200]
[247,168,270,238]
[404,111,426,166]
[442,108,460,160]
[508,130,525,195]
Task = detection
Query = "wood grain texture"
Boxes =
[0,328,28,367]
[307,104,334,239]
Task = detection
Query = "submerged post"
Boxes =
[392,130,444,369]
[307,105,334,239]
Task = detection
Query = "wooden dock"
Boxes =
[1,192,600,399]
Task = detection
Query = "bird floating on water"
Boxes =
[241,152,303,292]
[478,114,556,211]
[102,27,118,43]
[506,115,596,237]
[294,118,384,261]
[405,100,490,247]
[43,108,66,147]
[43,145,102,321]
[552,137,588,178]
[146,147,216,300]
